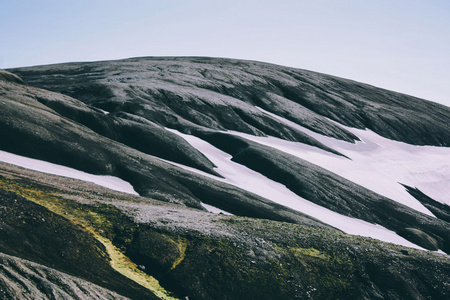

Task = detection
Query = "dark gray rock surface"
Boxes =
[0,69,23,84]
[10,57,450,147]
[2,57,450,299]
[0,252,129,300]
[0,79,330,228]
[3,58,450,252]
[1,162,450,300]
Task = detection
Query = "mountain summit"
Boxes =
[1,57,450,299]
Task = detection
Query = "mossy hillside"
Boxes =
[0,176,135,243]
[1,56,450,300]
[125,225,357,300]
[128,228,189,275]
[0,178,107,268]
[0,175,187,299]
[1,173,450,299]
[224,218,450,299]
[0,175,354,299]
[120,213,356,299]
[0,176,167,299]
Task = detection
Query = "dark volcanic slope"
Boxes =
[1,162,450,300]
[1,57,450,299]
[0,252,129,300]
[3,58,450,253]
[0,188,156,299]
[0,77,330,229]
[10,56,450,147]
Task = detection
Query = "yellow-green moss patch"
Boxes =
[0,177,177,300]
[290,247,330,260]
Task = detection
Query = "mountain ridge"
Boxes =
[1,57,450,299]
[9,56,450,147]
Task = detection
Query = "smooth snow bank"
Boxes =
[249,108,450,212]
[201,202,233,215]
[166,129,424,250]
[0,150,138,195]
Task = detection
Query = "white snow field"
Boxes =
[1,114,446,251]
[0,150,138,195]
[251,108,450,210]
[166,128,424,250]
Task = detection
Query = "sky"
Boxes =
[1,0,449,107]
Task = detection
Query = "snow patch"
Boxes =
[166,129,424,250]
[252,107,450,212]
[0,150,138,195]
[201,203,233,215]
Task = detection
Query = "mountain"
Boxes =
[1,58,449,299]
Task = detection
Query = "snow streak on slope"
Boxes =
[166,129,424,250]
[0,150,139,195]
[252,108,450,211]
[201,202,233,215]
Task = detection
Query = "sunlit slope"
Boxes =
[2,57,450,254]
[1,161,450,300]
[2,55,450,299]
[11,57,450,147]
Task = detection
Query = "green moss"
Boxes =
[3,176,450,299]
[278,244,355,299]
[290,246,330,260]
[171,238,189,270]
[0,177,173,299]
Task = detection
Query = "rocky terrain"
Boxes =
[0,58,450,299]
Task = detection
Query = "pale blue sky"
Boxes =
[1,0,449,107]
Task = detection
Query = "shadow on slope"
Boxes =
[403,184,450,224]
[0,251,129,300]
